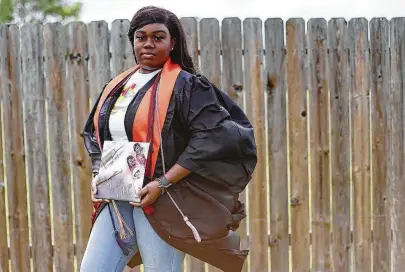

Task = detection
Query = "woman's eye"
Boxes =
[155,36,164,41]
[136,36,145,40]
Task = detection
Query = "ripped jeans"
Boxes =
[80,201,185,272]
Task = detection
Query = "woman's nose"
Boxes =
[143,38,154,48]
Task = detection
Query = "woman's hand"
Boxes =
[90,175,110,203]
[130,180,162,208]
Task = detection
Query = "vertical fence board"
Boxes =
[0,25,9,272]
[110,19,136,77]
[43,23,74,271]
[180,16,205,272]
[66,22,93,268]
[308,18,332,270]
[390,17,405,271]
[370,18,391,272]
[348,18,372,272]
[180,17,199,67]
[328,18,351,272]
[286,18,310,271]
[3,24,31,272]
[185,257,205,272]
[243,18,268,272]
[200,17,222,272]
[264,18,289,272]
[88,21,111,103]
[21,23,53,271]
[200,18,221,87]
[222,17,248,272]
[222,17,244,104]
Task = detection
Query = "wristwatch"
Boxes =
[155,175,172,194]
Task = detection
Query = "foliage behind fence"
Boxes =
[0,16,403,271]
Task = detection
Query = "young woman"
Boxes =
[81,6,257,272]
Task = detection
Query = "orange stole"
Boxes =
[132,60,181,176]
[93,58,181,176]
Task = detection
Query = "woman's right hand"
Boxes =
[91,175,110,203]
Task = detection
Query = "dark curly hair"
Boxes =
[128,6,197,74]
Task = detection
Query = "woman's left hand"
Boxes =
[130,180,162,208]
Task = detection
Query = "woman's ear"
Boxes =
[170,38,176,50]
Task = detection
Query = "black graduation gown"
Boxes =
[83,70,257,271]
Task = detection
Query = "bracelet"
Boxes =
[155,176,172,194]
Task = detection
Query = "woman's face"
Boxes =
[134,170,141,179]
[128,157,137,167]
[136,154,146,165]
[133,23,175,72]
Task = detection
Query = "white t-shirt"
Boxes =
[109,69,161,141]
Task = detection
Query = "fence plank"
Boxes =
[111,19,136,77]
[0,24,9,272]
[222,17,244,104]
[222,17,248,272]
[264,18,289,272]
[370,18,391,272]
[200,17,222,272]
[185,257,205,272]
[66,22,93,268]
[88,21,111,103]
[390,17,405,271]
[328,18,351,272]
[348,18,372,272]
[21,23,53,271]
[308,18,332,270]
[43,22,74,271]
[286,18,310,271]
[2,24,31,272]
[180,17,199,67]
[200,18,221,87]
[243,18,268,272]
[180,16,205,272]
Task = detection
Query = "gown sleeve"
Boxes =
[176,74,257,192]
[83,87,105,176]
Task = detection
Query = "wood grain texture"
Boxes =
[88,21,111,104]
[199,18,221,87]
[243,18,268,272]
[286,18,310,272]
[110,19,136,77]
[221,17,248,272]
[328,18,351,272]
[21,23,52,272]
[308,18,332,271]
[43,22,74,271]
[348,18,372,272]
[390,17,405,271]
[66,21,93,268]
[200,17,223,272]
[2,24,31,272]
[0,24,9,272]
[180,17,199,67]
[370,18,391,272]
[264,18,289,272]
[180,16,205,272]
[222,18,244,104]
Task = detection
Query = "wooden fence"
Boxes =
[0,16,403,271]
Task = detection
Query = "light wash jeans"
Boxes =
[80,201,185,272]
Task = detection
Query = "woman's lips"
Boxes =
[141,53,155,59]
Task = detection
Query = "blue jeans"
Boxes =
[80,201,185,272]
